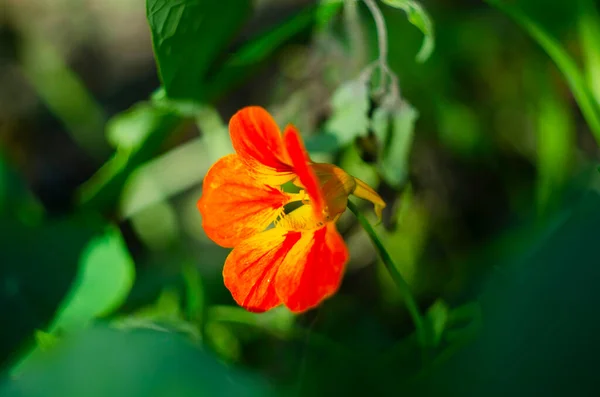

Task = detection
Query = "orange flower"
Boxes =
[198,106,385,313]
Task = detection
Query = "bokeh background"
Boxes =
[2,0,600,396]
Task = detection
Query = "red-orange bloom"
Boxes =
[198,106,385,313]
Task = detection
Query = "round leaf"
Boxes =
[50,227,135,332]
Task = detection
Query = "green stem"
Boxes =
[347,200,426,342]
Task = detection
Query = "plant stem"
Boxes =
[362,0,400,101]
[347,200,426,342]
[362,0,388,68]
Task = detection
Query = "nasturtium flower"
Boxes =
[198,106,385,313]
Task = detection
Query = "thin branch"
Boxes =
[361,0,400,102]
[363,0,388,67]
[347,200,426,342]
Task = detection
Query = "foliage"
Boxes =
[381,0,435,62]
[2,0,600,395]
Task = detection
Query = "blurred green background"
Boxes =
[1,0,600,396]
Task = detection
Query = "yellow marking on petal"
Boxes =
[276,204,326,232]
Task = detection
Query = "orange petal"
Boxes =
[283,125,325,222]
[312,163,356,220]
[223,228,302,312]
[198,154,289,248]
[274,224,348,313]
[353,177,386,221]
[229,106,292,172]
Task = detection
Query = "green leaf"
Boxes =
[316,0,344,30]
[208,305,295,339]
[77,103,182,212]
[130,200,179,250]
[146,0,252,101]
[81,4,320,213]
[10,331,60,374]
[205,322,241,362]
[578,0,600,104]
[486,0,600,143]
[130,288,183,323]
[423,299,449,347]
[114,288,201,341]
[0,215,113,368]
[3,326,270,397]
[418,191,600,395]
[381,0,435,62]
[50,227,135,332]
[202,4,319,99]
[371,106,391,146]
[106,103,167,151]
[444,301,482,345]
[151,87,206,117]
[33,331,58,352]
[194,106,233,164]
[534,73,575,215]
[324,79,370,146]
[377,101,419,187]
[81,4,319,213]
[182,263,205,327]
[19,36,108,159]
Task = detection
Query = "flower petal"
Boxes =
[223,228,302,312]
[198,154,289,248]
[229,106,292,172]
[353,177,386,221]
[276,204,324,232]
[282,125,325,222]
[312,163,356,220]
[274,224,348,312]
